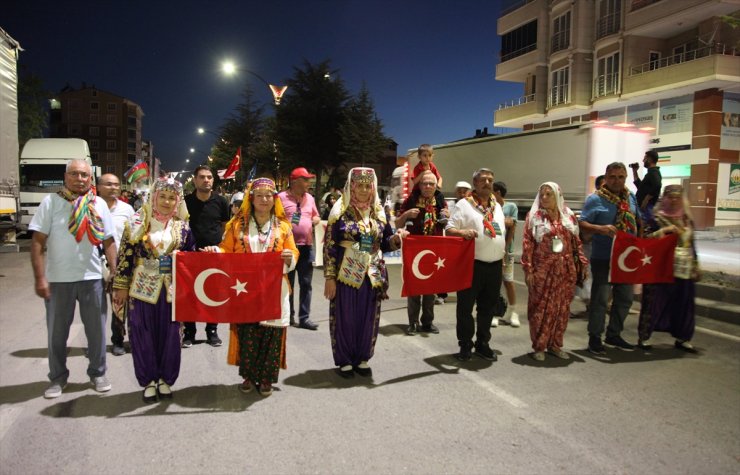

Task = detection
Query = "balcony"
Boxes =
[623,44,740,98]
[551,31,570,54]
[548,85,569,108]
[596,12,621,39]
[496,46,542,82]
[593,73,620,99]
[494,94,546,126]
[630,0,662,11]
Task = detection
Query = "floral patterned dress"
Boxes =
[521,210,588,352]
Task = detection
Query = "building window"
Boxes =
[596,0,621,39]
[127,153,137,165]
[595,52,620,97]
[90,102,99,110]
[91,90,98,97]
[107,114,117,124]
[649,51,661,70]
[128,141,137,151]
[552,11,571,53]
[550,67,570,106]
[89,126,99,136]
[107,103,117,111]
[501,20,538,62]
[106,165,116,173]
[127,116,137,127]
[106,140,117,150]
[91,152,98,162]
[128,129,137,139]
[90,139,99,149]
[107,152,117,161]
[89,113,99,122]
[107,127,117,137]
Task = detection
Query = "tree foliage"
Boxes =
[18,70,50,150]
[338,83,389,168]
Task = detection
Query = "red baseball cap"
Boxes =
[290,167,316,180]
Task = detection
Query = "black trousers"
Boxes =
[407,294,435,325]
[455,259,503,349]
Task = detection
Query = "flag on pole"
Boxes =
[609,231,678,284]
[222,147,241,180]
[401,235,474,297]
[173,251,283,323]
[124,160,149,184]
[246,162,258,182]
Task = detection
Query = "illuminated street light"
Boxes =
[221,60,288,105]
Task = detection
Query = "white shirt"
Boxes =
[447,197,506,262]
[29,193,115,282]
[108,198,135,249]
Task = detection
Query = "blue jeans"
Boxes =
[587,259,634,339]
[46,280,108,383]
[288,244,314,323]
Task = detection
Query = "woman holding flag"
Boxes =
[521,182,588,361]
[637,185,700,353]
[112,178,195,403]
[323,167,405,378]
[203,178,298,397]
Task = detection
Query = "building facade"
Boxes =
[50,85,144,188]
[495,0,740,228]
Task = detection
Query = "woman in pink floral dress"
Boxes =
[521,182,588,361]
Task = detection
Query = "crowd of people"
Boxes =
[30,144,701,404]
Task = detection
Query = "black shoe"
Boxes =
[588,336,606,355]
[637,340,652,350]
[354,365,372,377]
[181,338,193,348]
[290,317,296,326]
[298,319,319,331]
[406,323,417,335]
[604,335,635,351]
[337,366,354,379]
[456,346,473,361]
[475,344,497,361]
[206,332,222,347]
[675,340,698,354]
[420,324,439,334]
[112,345,126,356]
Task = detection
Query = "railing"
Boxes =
[497,94,536,110]
[630,0,662,12]
[548,85,569,107]
[593,73,620,98]
[629,43,739,76]
[501,43,538,62]
[500,0,536,17]
[596,11,621,39]
[551,30,570,53]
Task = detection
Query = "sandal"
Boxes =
[143,381,158,403]
[530,351,545,361]
[157,378,173,399]
[547,348,570,360]
[259,382,273,397]
[238,380,253,394]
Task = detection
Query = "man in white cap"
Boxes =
[278,167,321,330]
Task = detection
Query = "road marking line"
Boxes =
[381,316,528,409]
[695,326,740,343]
[0,406,23,443]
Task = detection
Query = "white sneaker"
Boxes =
[434,297,444,305]
[491,317,499,328]
[44,382,66,399]
[509,311,520,328]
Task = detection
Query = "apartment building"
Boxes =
[495,0,740,228]
[50,85,144,187]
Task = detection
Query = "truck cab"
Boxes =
[19,138,98,230]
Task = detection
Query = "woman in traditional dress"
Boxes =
[204,178,298,397]
[323,167,405,378]
[112,178,195,403]
[521,182,588,361]
[637,185,700,353]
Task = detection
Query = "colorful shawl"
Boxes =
[596,186,638,234]
[57,188,104,245]
[466,192,497,238]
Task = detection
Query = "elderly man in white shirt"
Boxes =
[446,168,506,362]
[30,159,117,399]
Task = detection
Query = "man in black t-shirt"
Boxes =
[631,150,662,222]
[183,165,230,347]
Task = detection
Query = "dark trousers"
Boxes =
[407,294,435,325]
[456,259,503,349]
[183,321,218,340]
[111,311,125,346]
[288,244,314,323]
[587,259,633,339]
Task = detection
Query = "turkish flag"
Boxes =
[609,231,678,284]
[173,251,283,323]
[401,235,474,297]
[222,147,241,180]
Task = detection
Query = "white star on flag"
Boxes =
[434,257,446,270]
[641,254,652,266]
[231,279,248,296]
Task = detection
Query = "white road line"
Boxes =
[695,326,740,343]
[0,404,23,442]
[380,316,528,409]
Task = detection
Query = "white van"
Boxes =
[19,138,98,230]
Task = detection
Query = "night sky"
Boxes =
[4,0,521,172]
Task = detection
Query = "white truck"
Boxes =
[401,124,648,214]
[19,138,97,230]
[0,27,21,249]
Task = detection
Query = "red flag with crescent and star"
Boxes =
[222,147,242,180]
[173,251,283,323]
[401,235,474,297]
[609,231,678,284]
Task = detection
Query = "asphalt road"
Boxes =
[1,249,739,475]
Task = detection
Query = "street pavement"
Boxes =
[1,249,739,475]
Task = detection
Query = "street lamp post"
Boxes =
[221,60,287,183]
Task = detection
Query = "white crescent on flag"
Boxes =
[193,268,230,307]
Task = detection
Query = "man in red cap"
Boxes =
[278,167,321,330]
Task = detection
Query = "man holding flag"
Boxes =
[446,168,506,362]
[579,162,640,355]
[396,171,449,335]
